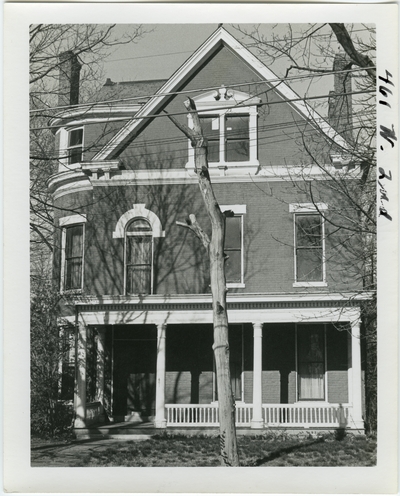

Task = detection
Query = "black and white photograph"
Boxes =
[4,3,398,494]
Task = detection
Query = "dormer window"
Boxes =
[186,87,260,175]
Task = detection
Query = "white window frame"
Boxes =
[124,219,154,296]
[58,126,84,168]
[220,204,246,288]
[113,205,165,296]
[295,324,328,403]
[186,88,260,172]
[290,203,328,287]
[59,214,87,293]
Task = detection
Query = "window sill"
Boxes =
[293,282,327,288]
[227,283,245,289]
[61,288,83,295]
[185,159,260,176]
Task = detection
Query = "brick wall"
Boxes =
[53,179,362,297]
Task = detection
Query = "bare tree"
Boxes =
[30,24,146,264]
[166,99,240,466]
[235,23,377,431]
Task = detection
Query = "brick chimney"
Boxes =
[328,52,353,143]
[58,51,81,107]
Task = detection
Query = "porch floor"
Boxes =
[74,420,352,440]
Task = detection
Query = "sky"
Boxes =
[102,24,338,101]
[99,23,374,117]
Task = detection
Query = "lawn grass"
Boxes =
[68,433,376,467]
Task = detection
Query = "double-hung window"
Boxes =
[125,219,153,295]
[295,214,323,282]
[67,128,83,165]
[225,216,242,284]
[113,204,165,296]
[199,114,250,163]
[290,203,327,286]
[187,87,260,173]
[59,214,86,292]
[64,225,84,289]
[220,204,246,288]
[297,325,326,401]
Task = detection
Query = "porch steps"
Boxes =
[74,421,157,440]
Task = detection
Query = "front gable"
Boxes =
[93,27,351,164]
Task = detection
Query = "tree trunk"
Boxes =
[168,100,240,466]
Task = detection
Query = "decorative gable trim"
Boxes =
[93,27,351,162]
[191,87,261,109]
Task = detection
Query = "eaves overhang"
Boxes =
[48,103,142,132]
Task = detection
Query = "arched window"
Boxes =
[125,218,153,295]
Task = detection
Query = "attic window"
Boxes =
[199,114,250,162]
[186,87,260,174]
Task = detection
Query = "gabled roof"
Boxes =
[91,78,167,105]
[93,26,351,161]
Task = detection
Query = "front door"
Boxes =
[112,326,156,420]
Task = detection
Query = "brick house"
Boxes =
[48,27,371,433]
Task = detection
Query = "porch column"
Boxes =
[74,320,87,428]
[350,317,364,429]
[155,323,167,428]
[251,322,264,429]
[96,328,106,421]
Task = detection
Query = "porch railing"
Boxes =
[263,404,350,428]
[165,403,252,427]
[165,403,350,428]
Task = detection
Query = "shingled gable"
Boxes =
[93,26,352,162]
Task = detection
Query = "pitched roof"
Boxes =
[91,79,167,105]
[93,26,351,161]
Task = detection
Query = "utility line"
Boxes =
[78,109,374,154]
[30,66,375,115]
[105,27,374,63]
[30,88,376,131]
[32,120,373,163]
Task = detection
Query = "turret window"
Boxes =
[64,225,84,289]
[59,214,87,293]
[67,128,83,164]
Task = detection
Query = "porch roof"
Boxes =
[65,291,373,327]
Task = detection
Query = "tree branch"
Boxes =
[176,214,210,249]
[329,23,376,82]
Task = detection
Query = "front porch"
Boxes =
[76,401,356,440]
[66,293,368,434]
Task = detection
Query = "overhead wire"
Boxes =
[100,27,375,63]
[30,88,375,132]
[33,114,374,164]
[30,66,375,115]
